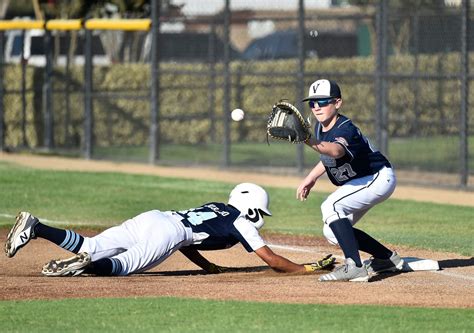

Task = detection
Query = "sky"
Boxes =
[177,0,332,16]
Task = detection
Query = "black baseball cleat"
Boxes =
[5,212,39,258]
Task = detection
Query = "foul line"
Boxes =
[268,243,345,260]
[0,213,93,226]
[433,270,474,282]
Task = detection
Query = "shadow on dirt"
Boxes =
[438,257,474,269]
[137,265,271,276]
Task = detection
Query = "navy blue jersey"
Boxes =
[173,202,261,252]
[315,115,391,186]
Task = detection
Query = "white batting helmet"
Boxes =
[228,183,272,229]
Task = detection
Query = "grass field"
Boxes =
[1,297,473,333]
[91,135,474,174]
[1,160,473,332]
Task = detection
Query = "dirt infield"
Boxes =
[0,153,473,307]
[1,230,473,307]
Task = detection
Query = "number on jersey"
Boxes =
[330,163,357,182]
[179,209,217,226]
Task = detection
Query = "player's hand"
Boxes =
[297,178,316,201]
[303,254,335,272]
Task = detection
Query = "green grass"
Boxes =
[389,135,474,172]
[0,161,472,255]
[93,141,313,167]
[91,135,474,174]
[0,297,473,333]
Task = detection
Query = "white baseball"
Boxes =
[231,108,245,122]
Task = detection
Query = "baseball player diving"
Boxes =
[297,79,404,282]
[5,183,334,276]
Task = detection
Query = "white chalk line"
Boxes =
[2,212,472,282]
[0,213,94,226]
[268,243,345,260]
[268,243,474,282]
[433,270,474,282]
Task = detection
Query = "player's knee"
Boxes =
[320,199,333,218]
[323,223,338,245]
[321,199,344,222]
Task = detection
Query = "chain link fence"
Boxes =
[0,0,472,189]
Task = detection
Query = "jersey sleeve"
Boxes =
[233,217,266,252]
[333,125,364,160]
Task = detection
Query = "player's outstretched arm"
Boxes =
[255,246,335,273]
[254,245,307,273]
[305,137,345,158]
[179,247,228,274]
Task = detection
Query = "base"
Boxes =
[401,257,440,272]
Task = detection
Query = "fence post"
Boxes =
[149,0,161,164]
[296,0,305,173]
[43,29,54,149]
[0,31,4,151]
[222,0,231,167]
[64,30,72,147]
[83,28,93,159]
[208,18,216,143]
[412,10,420,136]
[21,30,27,147]
[460,0,469,187]
[375,0,388,155]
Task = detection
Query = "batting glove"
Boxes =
[304,254,335,272]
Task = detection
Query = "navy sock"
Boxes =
[329,218,362,267]
[34,222,84,253]
[353,228,392,259]
[86,258,123,276]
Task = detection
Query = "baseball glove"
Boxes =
[304,254,336,272]
[267,100,311,144]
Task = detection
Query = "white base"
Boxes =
[401,257,440,272]
[363,257,440,272]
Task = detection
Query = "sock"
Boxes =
[353,228,392,259]
[34,222,84,253]
[329,218,362,267]
[86,258,123,276]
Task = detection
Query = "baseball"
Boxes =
[231,108,245,122]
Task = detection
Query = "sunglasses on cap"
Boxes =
[308,98,337,108]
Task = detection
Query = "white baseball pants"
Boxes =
[321,166,396,245]
[79,210,193,275]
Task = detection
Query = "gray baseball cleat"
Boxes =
[5,212,39,258]
[366,251,404,276]
[319,258,369,282]
[42,252,92,277]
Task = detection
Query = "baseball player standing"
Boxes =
[5,183,334,276]
[297,79,404,282]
